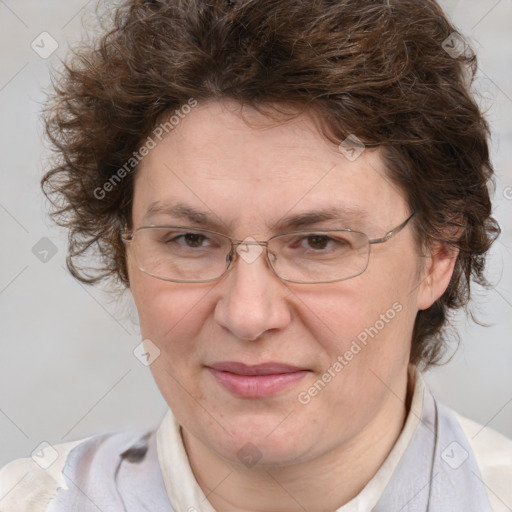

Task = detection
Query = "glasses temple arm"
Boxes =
[367,212,416,245]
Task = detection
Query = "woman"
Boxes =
[1,0,511,510]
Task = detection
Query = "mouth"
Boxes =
[206,361,310,398]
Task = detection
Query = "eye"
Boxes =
[157,229,216,249]
[295,234,350,252]
[303,235,332,251]
[175,232,209,248]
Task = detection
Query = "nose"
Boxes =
[213,243,292,341]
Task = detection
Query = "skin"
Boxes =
[127,98,457,512]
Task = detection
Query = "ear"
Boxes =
[417,242,459,311]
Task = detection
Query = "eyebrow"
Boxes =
[143,201,228,231]
[143,201,369,233]
[271,207,369,231]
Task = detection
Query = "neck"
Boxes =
[181,370,412,512]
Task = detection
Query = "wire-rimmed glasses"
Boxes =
[121,212,415,284]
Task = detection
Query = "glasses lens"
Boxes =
[129,227,371,284]
[269,230,370,283]
[131,227,232,282]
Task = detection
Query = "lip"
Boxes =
[208,361,306,375]
[207,361,310,398]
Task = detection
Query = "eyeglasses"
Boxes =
[121,212,415,284]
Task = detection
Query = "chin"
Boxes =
[204,413,318,468]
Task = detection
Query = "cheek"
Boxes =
[128,259,211,359]
[294,256,417,379]
[129,272,214,413]
[293,277,409,349]
[301,294,412,414]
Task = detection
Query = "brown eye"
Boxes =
[306,235,330,250]
[182,233,206,247]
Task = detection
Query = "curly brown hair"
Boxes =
[42,0,500,368]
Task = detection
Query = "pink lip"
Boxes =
[207,362,310,398]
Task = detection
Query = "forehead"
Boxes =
[132,99,409,234]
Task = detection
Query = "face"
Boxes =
[127,99,433,469]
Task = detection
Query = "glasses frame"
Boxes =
[121,212,416,284]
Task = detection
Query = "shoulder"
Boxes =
[454,411,512,512]
[0,430,154,512]
[0,438,85,512]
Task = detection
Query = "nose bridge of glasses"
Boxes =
[232,239,269,248]
[228,238,271,268]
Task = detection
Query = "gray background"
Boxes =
[0,0,511,467]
